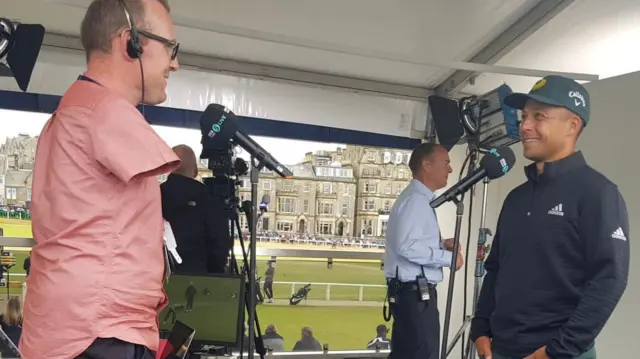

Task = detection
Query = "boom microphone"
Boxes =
[200,104,293,178]
[430,146,515,209]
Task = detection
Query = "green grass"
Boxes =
[0,219,389,349]
[255,305,387,351]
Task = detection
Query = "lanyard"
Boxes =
[77,75,102,86]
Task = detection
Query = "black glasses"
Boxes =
[138,30,180,60]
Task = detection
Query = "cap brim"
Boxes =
[503,93,565,110]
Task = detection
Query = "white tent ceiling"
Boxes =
[5,0,628,97]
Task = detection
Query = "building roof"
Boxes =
[289,164,315,178]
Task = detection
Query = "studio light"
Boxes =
[0,18,45,92]
[428,84,521,152]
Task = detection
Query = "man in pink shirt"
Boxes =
[20,0,181,358]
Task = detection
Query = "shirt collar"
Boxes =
[524,151,587,182]
[410,179,436,200]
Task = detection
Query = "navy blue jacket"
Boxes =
[470,151,630,359]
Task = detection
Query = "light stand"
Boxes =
[465,178,492,359]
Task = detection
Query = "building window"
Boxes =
[303,199,310,214]
[277,197,296,213]
[316,221,333,235]
[367,152,376,161]
[386,168,392,177]
[341,203,348,216]
[317,201,334,215]
[361,219,373,236]
[398,169,404,179]
[240,179,250,188]
[343,184,349,195]
[282,180,294,191]
[363,167,377,176]
[383,200,391,212]
[303,183,310,192]
[384,184,392,195]
[396,185,404,195]
[321,183,332,194]
[277,221,293,232]
[364,182,376,193]
[363,199,375,211]
[381,220,388,237]
[263,181,271,190]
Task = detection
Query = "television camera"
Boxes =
[198,104,291,359]
[0,18,45,91]
[427,85,521,359]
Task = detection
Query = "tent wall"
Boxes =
[489,71,640,357]
[0,49,429,149]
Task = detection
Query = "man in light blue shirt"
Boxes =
[384,143,462,359]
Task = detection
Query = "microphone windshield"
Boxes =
[480,146,516,179]
[200,104,238,153]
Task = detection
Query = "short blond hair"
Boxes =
[80,0,170,58]
[2,296,22,327]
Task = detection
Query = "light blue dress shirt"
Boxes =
[383,179,453,283]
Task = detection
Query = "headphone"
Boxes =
[119,0,142,59]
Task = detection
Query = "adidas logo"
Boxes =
[548,203,564,216]
[612,227,627,241]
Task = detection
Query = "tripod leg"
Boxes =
[234,217,266,359]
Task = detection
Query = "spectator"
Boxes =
[263,261,275,303]
[22,256,30,277]
[0,296,23,348]
[292,326,322,352]
[366,324,391,350]
[262,324,284,352]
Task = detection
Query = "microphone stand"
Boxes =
[465,177,492,359]
[439,196,467,359]
[440,148,479,359]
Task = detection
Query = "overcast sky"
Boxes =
[0,109,344,165]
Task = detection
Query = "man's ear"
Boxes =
[422,158,430,172]
[569,115,582,138]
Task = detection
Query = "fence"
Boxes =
[272,281,386,302]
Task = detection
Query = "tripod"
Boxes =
[227,166,266,359]
[203,149,266,359]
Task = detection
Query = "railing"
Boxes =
[273,281,385,302]
[214,350,391,358]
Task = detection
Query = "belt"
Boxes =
[390,280,437,291]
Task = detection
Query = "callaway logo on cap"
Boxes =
[503,75,590,126]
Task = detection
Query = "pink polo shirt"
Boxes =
[19,79,181,359]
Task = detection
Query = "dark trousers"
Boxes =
[264,280,274,299]
[186,296,194,310]
[75,338,155,359]
[389,285,439,359]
